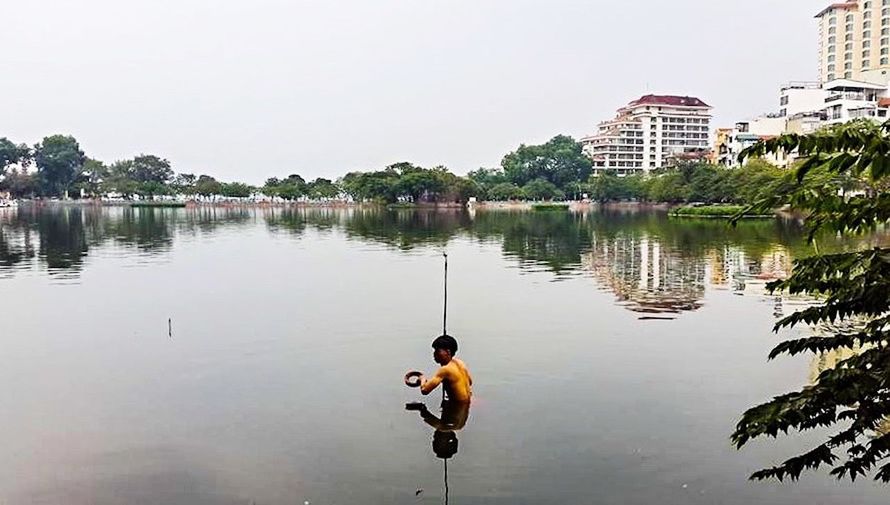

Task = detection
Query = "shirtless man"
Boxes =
[409,335,473,403]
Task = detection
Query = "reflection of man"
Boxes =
[407,400,470,459]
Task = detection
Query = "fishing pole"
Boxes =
[442,251,448,336]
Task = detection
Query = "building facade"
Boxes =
[779,82,830,116]
[816,1,890,84]
[581,95,712,175]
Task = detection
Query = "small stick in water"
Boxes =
[168,318,172,338]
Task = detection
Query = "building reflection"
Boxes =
[583,234,705,315]
[581,232,803,317]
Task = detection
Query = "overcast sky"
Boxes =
[2,0,817,184]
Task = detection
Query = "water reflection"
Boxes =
[406,400,471,504]
[1,205,881,314]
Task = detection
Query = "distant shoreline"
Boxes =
[5,199,676,212]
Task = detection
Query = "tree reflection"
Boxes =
[2,204,880,316]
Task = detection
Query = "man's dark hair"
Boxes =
[432,334,458,355]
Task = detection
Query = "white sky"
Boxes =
[1,0,817,184]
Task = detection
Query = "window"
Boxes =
[828,62,836,71]
[845,61,853,70]
[883,47,889,54]
[829,26,837,34]
[865,49,872,57]
[829,35,837,44]
[846,42,854,50]
[846,51,854,60]
[830,16,837,25]
[866,0,873,7]
[846,71,853,78]
[864,59,872,68]
[883,37,890,45]
[865,20,873,29]
[847,13,855,22]
[884,27,890,35]
[884,17,890,26]
[865,40,872,48]
[847,33,854,41]
[866,11,873,19]
[828,72,836,80]
[847,23,855,32]
[884,7,890,15]
[883,56,889,64]
[865,30,872,38]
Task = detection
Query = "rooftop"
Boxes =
[815,2,858,18]
[627,95,711,108]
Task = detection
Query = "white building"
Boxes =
[716,117,789,168]
[822,78,890,123]
[815,1,890,84]
[581,95,712,175]
[779,82,830,117]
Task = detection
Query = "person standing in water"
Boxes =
[407,335,473,403]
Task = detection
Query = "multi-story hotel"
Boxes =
[816,1,890,84]
[581,95,712,175]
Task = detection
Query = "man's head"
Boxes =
[432,334,458,365]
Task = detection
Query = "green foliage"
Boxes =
[306,178,340,200]
[531,203,570,212]
[669,205,767,218]
[33,135,86,197]
[731,119,890,483]
[487,182,524,201]
[0,137,31,176]
[220,182,254,198]
[588,171,645,202]
[195,175,222,197]
[522,178,564,201]
[0,168,38,198]
[501,135,592,191]
[338,163,475,204]
[172,173,197,195]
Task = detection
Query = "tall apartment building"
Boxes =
[581,95,712,176]
[816,1,890,84]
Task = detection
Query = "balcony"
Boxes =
[825,91,878,102]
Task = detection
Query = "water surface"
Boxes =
[0,204,886,504]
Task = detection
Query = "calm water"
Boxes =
[0,204,887,504]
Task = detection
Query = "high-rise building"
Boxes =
[580,95,712,175]
[816,1,890,84]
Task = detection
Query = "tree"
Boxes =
[33,135,86,197]
[195,175,222,197]
[396,169,445,202]
[0,138,31,177]
[521,178,564,201]
[501,135,592,191]
[588,171,634,202]
[0,168,38,198]
[76,158,107,197]
[172,173,197,196]
[220,182,253,198]
[488,182,524,201]
[307,178,340,200]
[130,155,173,184]
[731,119,890,483]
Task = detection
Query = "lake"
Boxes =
[0,204,887,504]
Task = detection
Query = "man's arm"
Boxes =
[420,367,447,396]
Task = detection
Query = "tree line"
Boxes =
[0,132,804,206]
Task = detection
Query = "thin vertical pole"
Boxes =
[442,252,448,336]
[443,459,449,505]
